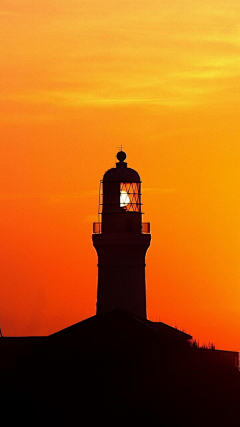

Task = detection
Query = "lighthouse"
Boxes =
[92,151,151,318]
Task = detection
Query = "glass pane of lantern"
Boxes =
[120,190,130,207]
[120,182,141,212]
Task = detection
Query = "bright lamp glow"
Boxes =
[120,190,130,207]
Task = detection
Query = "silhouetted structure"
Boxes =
[92,151,151,318]
[1,151,240,426]
[0,310,239,426]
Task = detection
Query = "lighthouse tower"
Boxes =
[92,151,151,319]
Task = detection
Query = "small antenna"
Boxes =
[117,145,123,151]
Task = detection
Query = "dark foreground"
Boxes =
[1,310,240,426]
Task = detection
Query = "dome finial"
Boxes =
[116,146,126,162]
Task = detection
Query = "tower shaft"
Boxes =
[93,233,150,318]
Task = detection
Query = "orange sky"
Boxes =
[1,0,240,351]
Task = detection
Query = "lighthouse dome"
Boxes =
[103,151,140,183]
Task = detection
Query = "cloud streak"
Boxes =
[0,191,98,203]
[143,188,177,194]
[1,0,240,114]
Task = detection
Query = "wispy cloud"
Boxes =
[143,188,177,194]
[78,98,180,104]
[1,0,240,115]
[0,11,15,17]
[0,191,98,203]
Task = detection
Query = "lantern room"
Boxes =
[93,151,150,235]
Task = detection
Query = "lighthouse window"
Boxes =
[120,182,141,212]
[120,190,130,207]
